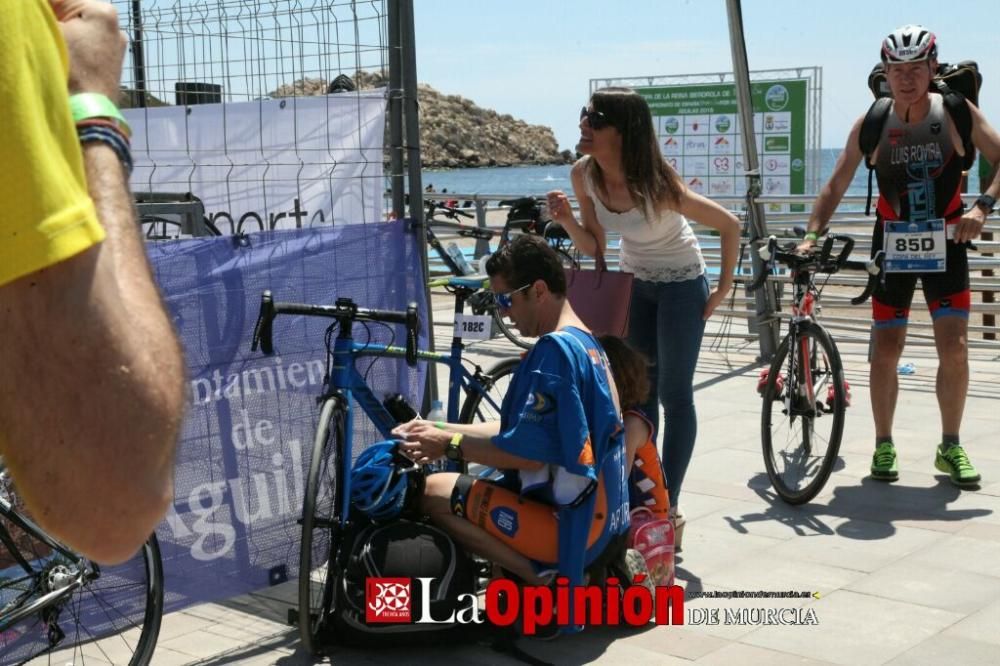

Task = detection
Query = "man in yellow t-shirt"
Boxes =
[0,0,186,564]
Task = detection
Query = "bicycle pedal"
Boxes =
[825,379,852,408]
[756,368,785,396]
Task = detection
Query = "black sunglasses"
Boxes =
[580,106,612,130]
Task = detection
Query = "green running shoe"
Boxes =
[871,441,899,481]
[935,444,981,487]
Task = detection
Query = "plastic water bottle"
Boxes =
[445,242,474,275]
[424,400,448,472]
[426,399,446,426]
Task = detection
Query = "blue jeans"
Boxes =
[626,275,709,508]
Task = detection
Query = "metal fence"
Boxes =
[424,193,1000,357]
[114,0,393,228]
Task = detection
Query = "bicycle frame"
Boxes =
[784,270,823,420]
[0,495,89,632]
[324,321,504,521]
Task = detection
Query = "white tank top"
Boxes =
[583,163,705,283]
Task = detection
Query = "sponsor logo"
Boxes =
[688,177,704,188]
[664,137,678,146]
[527,391,556,414]
[715,116,732,132]
[365,576,684,633]
[714,136,730,146]
[664,118,680,134]
[764,85,789,111]
[764,136,790,152]
[930,122,942,135]
[791,158,804,172]
[490,507,519,537]
[366,577,412,623]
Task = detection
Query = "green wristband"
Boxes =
[434,421,447,430]
[69,93,131,136]
[804,231,819,242]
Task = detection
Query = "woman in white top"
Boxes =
[547,87,740,538]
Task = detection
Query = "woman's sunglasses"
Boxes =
[493,283,531,309]
[580,106,612,130]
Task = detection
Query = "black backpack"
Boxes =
[323,519,483,647]
[858,61,981,215]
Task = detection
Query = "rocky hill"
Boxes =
[270,71,573,168]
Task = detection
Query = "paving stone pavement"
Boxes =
[69,298,1000,665]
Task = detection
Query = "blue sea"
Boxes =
[422,148,982,199]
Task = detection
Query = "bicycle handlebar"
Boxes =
[746,235,884,305]
[425,200,474,220]
[251,291,420,366]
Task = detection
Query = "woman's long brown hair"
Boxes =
[585,86,684,220]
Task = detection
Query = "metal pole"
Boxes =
[399,0,437,408]
[726,0,779,361]
[387,0,405,218]
[130,0,147,107]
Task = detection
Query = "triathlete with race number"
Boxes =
[799,25,1000,487]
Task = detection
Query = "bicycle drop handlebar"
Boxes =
[251,291,420,366]
[747,234,885,305]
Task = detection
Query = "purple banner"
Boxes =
[154,220,427,610]
[1,222,426,663]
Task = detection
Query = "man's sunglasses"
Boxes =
[580,106,612,130]
[493,283,531,309]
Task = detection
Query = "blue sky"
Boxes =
[413,0,998,150]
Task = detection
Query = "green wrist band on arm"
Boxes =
[434,421,447,430]
[804,231,819,242]
[69,93,131,136]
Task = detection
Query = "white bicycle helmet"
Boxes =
[881,25,937,64]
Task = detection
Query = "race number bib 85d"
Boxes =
[884,219,946,273]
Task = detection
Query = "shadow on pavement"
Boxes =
[722,470,992,541]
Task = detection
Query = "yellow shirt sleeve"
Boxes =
[0,0,105,288]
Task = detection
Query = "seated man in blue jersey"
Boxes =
[393,235,634,594]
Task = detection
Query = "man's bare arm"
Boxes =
[0,1,185,564]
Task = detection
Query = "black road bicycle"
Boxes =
[0,462,163,665]
[424,197,578,350]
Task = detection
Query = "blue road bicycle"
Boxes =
[250,277,518,655]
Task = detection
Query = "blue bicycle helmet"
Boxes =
[350,441,420,521]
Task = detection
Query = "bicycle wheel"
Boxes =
[8,535,164,666]
[761,321,846,505]
[491,309,533,350]
[298,397,344,655]
[459,357,520,425]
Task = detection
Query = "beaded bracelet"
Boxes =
[78,125,134,175]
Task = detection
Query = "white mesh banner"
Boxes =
[125,92,386,229]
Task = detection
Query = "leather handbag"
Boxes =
[564,250,634,337]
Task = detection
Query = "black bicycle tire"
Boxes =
[761,321,846,505]
[37,534,164,665]
[298,397,343,655]
[126,534,164,666]
[491,309,532,350]
[458,358,520,425]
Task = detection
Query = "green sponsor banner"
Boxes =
[636,79,808,209]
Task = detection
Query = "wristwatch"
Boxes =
[974,194,996,215]
[445,432,464,462]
